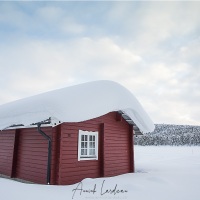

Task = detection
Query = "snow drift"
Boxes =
[0,80,154,133]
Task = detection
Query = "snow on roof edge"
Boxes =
[0,80,155,133]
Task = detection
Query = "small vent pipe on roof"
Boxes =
[37,123,52,185]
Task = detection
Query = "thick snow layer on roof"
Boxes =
[0,80,154,133]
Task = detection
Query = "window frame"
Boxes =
[78,130,98,161]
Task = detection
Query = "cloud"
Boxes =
[36,5,64,21]
[0,1,200,126]
[35,5,86,34]
[0,36,142,102]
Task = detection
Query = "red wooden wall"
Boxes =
[14,127,52,184]
[0,127,54,184]
[0,130,15,176]
[103,114,132,177]
[57,112,134,185]
[57,121,101,185]
[0,112,134,185]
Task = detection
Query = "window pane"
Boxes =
[89,135,92,141]
[85,135,88,141]
[89,142,92,148]
[81,135,84,141]
[81,142,84,148]
[89,149,95,155]
[92,142,95,148]
[89,141,95,148]
[81,149,88,155]
[84,142,87,148]
[93,136,95,141]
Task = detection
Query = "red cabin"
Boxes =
[0,81,154,185]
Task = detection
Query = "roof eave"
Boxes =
[118,110,143,135]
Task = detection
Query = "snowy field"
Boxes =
[1,146,200,200]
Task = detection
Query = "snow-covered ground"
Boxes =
[1,146,200,200]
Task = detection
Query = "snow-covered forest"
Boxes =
[134,124,200,146]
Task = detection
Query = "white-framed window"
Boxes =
[78,130,98,161]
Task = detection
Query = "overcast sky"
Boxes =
[0,1,200,126]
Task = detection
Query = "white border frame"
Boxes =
[78,130,98,161]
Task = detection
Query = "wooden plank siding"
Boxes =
[129,125,134,173]
[58,120,102,185]
[14,127,52,184]
[0,130,15,176]
[58,112,134,185]
[103,113,131,177]
[50,125,61,185]
[0,111,134,185]
[0,126,61,184]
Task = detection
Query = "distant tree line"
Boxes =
[134,124,200,146]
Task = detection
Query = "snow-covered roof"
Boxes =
[0,80,154,133]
